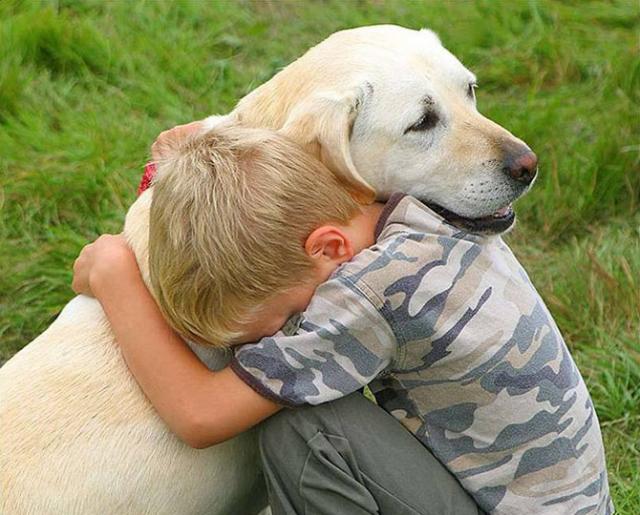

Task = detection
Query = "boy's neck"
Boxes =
[342,202,386,255]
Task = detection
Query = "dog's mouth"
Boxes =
[427,203,515,234]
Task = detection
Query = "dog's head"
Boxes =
[232,25,537,234]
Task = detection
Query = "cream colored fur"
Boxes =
[226,25,532,215]
[0,25,531,514]
[0,191,265,514]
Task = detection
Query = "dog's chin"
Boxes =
[427,203,516,234]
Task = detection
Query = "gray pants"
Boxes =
[259,393,483,515]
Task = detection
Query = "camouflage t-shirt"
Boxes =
[231,194,613,514]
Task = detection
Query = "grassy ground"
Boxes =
[0,0,638,511]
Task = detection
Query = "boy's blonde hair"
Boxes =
[149,124,361,347]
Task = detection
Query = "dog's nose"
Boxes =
[504,150,538,185]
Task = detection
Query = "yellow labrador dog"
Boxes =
[0,25,536,514]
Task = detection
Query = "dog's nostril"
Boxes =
[504,150,538,184]
[517,151,538,172]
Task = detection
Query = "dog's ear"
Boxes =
[279,85,376,204]
[151,121,204,161]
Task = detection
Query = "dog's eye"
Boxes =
[467,82,478,100]
[406,111,439,133]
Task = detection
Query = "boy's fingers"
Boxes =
[71,262,82,293]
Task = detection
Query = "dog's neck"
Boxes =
[123,189,153,291]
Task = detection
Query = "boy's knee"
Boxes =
[261,405,317,447]
[260,408,304,459]
[259,394,370,458]
[259,409,293,457]
[259,401,339,461]
[259,407,316,475]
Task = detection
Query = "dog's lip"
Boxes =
[426,202,516,234]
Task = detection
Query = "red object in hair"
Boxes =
[137,162,157,196]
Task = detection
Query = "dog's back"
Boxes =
[0,191,265,514]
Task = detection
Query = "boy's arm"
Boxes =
[230,278,397,408]
[75,235,280,448]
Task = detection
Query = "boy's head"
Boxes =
[149,124,364,347]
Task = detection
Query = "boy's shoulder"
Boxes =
[335,193,511,305]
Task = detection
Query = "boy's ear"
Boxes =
[305,226,354,264]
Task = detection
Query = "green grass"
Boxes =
[0,0,638,511]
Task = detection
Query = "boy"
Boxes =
[73,124,612,514]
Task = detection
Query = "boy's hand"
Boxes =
[72,232,280,447]
[72,234,139,298]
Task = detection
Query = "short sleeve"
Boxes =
[231,276,397,406]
